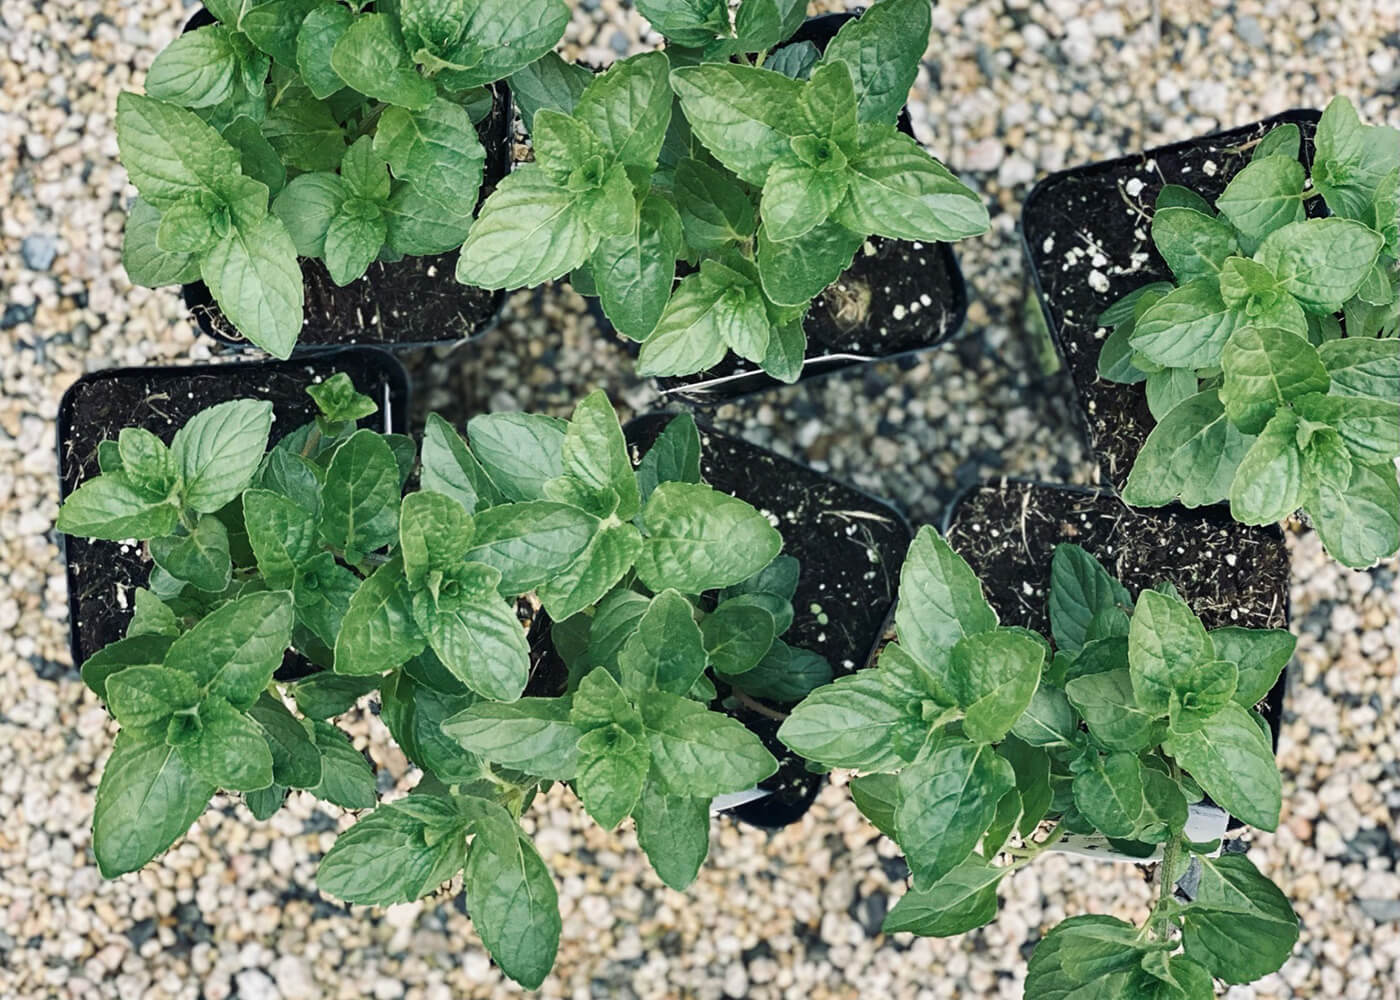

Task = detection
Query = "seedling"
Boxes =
[459,0,990,381]
[117,0,570,357]
[58,377,831,988]
[780,528,1300,998]
[1098,96,1400,568]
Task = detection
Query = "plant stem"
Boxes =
[1005,823,1066,867]
[732,690,788,722]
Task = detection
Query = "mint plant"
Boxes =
[1097,97,1400,568]
[459,0,989,382]
[779,528,1299,998]
[58,376,830,988]
[118,0,569,358]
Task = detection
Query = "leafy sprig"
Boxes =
[59,376,831,988]
[119,0,570,356]
[461,0,990,382]
[779,528,1299,998]
[1097,96,1400,568]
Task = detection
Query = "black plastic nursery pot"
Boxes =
[57,349,411,674]
[942,479,1291,834]
[1020,110,1321,492]
[648,11,971,405]
[530,415,914,829]
[177,8,511,354]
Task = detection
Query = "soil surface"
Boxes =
[187,87,512,350]
[627,414,914,827]
[1021,111,1320,491]
[58,351,408,666]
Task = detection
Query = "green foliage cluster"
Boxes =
[779,528,1300,998]
[1099,97,1400,568]
[58,376,831,988]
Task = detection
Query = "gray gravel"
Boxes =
[2,0,1398,998]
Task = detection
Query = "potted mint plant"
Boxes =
[120,0,568,356]
[1022,98,1399,569]
[57,379,881,988]
[465,0,986,401]
[779,524,1299,997]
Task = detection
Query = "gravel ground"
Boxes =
[2,0,1398,998]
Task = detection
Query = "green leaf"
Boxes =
[636,413,702,505]
[1181,853,1299,983]
[290,672,381,720]
[1211,627,1294,708]
[379,668,480,782]
[1127,589,1214,715]
[293,551,361,649]
[1255,218,1384,313]
[56,474,178,541]
[330,13,434,110]
[1150,206,1239,282]
[1071,752,1146,838]
[535,519,643,621]
[295,3,353,98]
[883,859,1004,937]
[200,215,303,358]
[245,784,286,821]
[762,150,851,242]
[634,782,710,890]
[1164,701,1281,830]
[633,271,736,376]
[116,92,242,207]
[374,99,486,216]
[462,804,561,990]
[334,557,425,676]
[271,172,347,257]
[575,736,650,828]
[670,63,805,185]
[823,0,930,124]
[176,696,275,791]
[1215,155,1306,241]
[323,205,386,286]
[1306,460,1400,570]
[123,198,202,287]
[1313,94,1400,221]
[412,565,530,701]
[1220,326,1330,434]
[383,181,474,255]
[732,640,833,704]
[150,514,232,592]
[635,0,729,45]
[643,692,778,797]
[443,699,582,779]
[701,599,776,678]
[756,218,864,308]
[104,665,200,728]
[317,798,467,906]
[399,491,473,590]
[1145,367,1198,422]
[637,481,782,593]
[92,729,215,877]
[1293,392,1400,466]
[1048,544,1131,655]
[307,719,376,809]
[320,428,401,563]
[562,390,641,520]
[248,692,321,789]
[1024,915,1144,999]
[414,0,568,91]
[1129,277,1240,369]
[947,628,1044,744]
[894,526,997,682]
[167,398,272,515]
[1168,658,1238,734]
[618,590,707,695]
[222,116,285,197]
[457,164,594,288]
[80,635,174,701]
[1065,669,1166,752]
[421,413,500,514]
[1009,684,1080,748]
[262,81,346,171]
[592,194,684,341]
[1123,390,1254,508]
[1254,123,1301,162]
[165,591,294,708]
[466,501,596,594]
[838,125,989,242]
[1228,409,1304,525]
[1000,737,1053,836]
[895,741,1015,889]
[508,52,592,130]
[572,51,672,168]
[675,158,756,250]
[146,25,239,109]
[128,590,180,639]
[466,412,566,503]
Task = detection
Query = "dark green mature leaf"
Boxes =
[536,519,643,620]
[1181,853,1299,983]
[92,729,215,877]
[617,590,707,695]
[295,2,353,98]
[637,481,782,593]
[1229,409,1305,525]
[463,803,561,990]
[1071,752,1147,838]
[384,184,474,255]
[575,733,650,828]
[1009,685,1079,748]
[643,692,777,797]
[418,0,568,91]
[1294,392,1400,466]
[172,398,274,514]
[374,99,486,216]
[200,216,304,358]
[271,172,346,256]
[563,390,641,519]
[290,672,381,719]
[262,79,345,171]
[1150,206,1238,282]
[1023,915,1144,1000]
[306,719,376,809]
[444,699,582,779]
[317,797,468,906]
[509,52,592,130]
[1065,669,1166,752]
[399,491,473,589]
[839,126,989,242]
[1255,218,1384,313]
[379,668,481,782]
[146,25,239,109]
[323,206,385,286]
[947,628,1044,744]
[123,198,203,287]
[330,13,433,110]
[701,599,776,677]
[1313,94,1400,220]
[176,696,276,791]
[1211,627,1294,708]
[321,428,401,563]
[882,860,1005,937]
[81,635,174,701]
[1128,589,1214,715]
[732,640,833,704]
[1220,326,1330,434]
[670,63,805,185]
[104,666,199,728]
[636,413,702,505]
[466,501,595,593]
[57,474,179,542]
[593,194,684,342]
[572,51,672,168]
[165,591,294,708]
[1129,278,1240,369]
[466,412,567,502]
[823,0,930,124]
[128,590,180,639]
[293,552,361,650]
[1048,544,1132,656]
[1123,390,1254,508]
[148,515,230,593]
[675,158,756,250]
[635,0,729,45]
[895,741,1015,889]
[248,693,321,789]
[1307,460,1400,570]
[756,218,864,307]
[334,557,425,675]
[457,165,595,288]
[634,270,749,376]
[421,413,501,514]
[634,782,710,890]
[894,526,997,681]
[1165,701,1281,830]
[1215,155,1306,240]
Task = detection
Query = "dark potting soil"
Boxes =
[186,88,512,350]
[625,414,914,827]
[943,480,1291,833]
[57,350,409,669]
[1021,111,1321,491]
